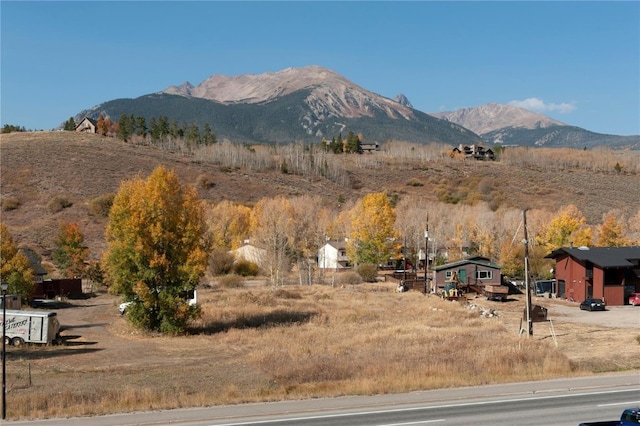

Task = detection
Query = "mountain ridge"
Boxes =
[74,65,639,149]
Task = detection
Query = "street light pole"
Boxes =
[1,280,8,420]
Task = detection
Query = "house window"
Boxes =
[445,271,453,279]
[476,270,493,280]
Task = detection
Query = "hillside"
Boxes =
[2,132,638,267]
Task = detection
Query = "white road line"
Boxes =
[598,401,640,407]
[211,388,640,426]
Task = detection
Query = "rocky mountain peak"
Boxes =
[161,65,416,120]
[431,103,566,135]
[394,94,413,108]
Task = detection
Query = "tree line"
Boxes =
[2,163,638,335]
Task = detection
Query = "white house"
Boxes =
[317,239,351,270]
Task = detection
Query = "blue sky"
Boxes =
[1,1,639,136]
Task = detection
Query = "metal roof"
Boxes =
[433,256,501,271]
[545,246,640,268]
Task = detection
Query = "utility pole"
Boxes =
[523,209,533,336]
[424,218,429,294]
[403,236,407,283]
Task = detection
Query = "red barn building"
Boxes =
[545,246,640,306]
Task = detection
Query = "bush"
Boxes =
[1,196,20,211]
[90,193,115,217]
[406,178,424,187]
[217,274,245,288]
[209,249,236,275]
[336,271,363,285]
[197,173,216,189]
[48,196,73,213]
[356,263,378,282]
[233,259,259,277]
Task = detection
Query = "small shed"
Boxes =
[33,278,83,300]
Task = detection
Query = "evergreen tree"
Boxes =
[63,117,76,131]
[346,131,361,153]
[202,123,216,145]
[135,116,147,138]
[117,114,133,142]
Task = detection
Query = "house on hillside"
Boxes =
[451,144,495,160]
[75,117,97,133]
[20,247,47,285]
[360,142,379,153]
[318,239,351,270]
[545,246,640,306]
[432,256,502,294]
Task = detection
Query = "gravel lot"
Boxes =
[548,302,640,329]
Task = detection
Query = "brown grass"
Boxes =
[2,131,639,265]
[3,284,614,420]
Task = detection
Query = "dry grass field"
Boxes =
[5,281,639,421]
[1,131,639,420]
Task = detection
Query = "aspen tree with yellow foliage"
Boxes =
[596,214,632,247]
[102,166,210,333]
[538,205,592,251]
[347,193,399,266]
[0,223,35,303]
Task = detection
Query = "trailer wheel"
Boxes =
[11,337,24,347]
[3,336,9,346]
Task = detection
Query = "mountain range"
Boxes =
[75,66,639,149]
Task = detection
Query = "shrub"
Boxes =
[209,249,236,275]
[356,263,378,282]
[233,259,259,277]
[406,178,424,187]
[90,193,115,217]
[1,196,20,211]
[197,173,216,189]
[336,271,363,285]
[217,274,244,288]
[48,196,72,213]
[273,288,302,299]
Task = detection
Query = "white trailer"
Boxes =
[0,310,61,346]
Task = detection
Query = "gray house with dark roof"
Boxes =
[432,256,502,294]
[545,246,640,305]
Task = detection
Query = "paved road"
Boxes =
[10,373,639,426]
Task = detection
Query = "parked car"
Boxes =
[578,406,640,425]
[579,298,606,311]
[628,293,640,306]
